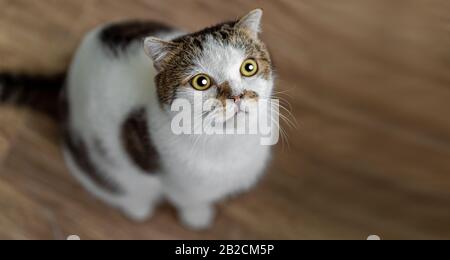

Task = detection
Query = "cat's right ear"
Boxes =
[236,9,264,39]
[144,37,177,71]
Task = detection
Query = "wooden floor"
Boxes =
[1,0,450,240]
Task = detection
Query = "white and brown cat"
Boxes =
[0,9,275,230]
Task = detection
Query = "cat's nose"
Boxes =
[231,95,242,103]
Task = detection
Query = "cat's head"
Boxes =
[144,9,274,126]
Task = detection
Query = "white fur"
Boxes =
[65,24,273,229]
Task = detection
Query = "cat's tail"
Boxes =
[0,72,66,119]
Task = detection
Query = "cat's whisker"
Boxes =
[270,102,298,131]
[276,107,299,130]
[270,116,290,150]
[271,95,294,112]
[269,104,293,148]
[271,88,295,97]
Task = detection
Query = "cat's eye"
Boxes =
[191,74,212,91]
[240,59,258,77]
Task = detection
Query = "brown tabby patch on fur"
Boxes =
[64,131,123,194]
[243,90,259,100]
[101,21,174,56]
[121,108,160,173]
[155,21,272,105]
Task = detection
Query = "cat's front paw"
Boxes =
[121,203,154,222]
[179,205,215,230]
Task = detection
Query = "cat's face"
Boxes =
[145,9,274,127]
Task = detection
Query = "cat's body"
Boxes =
[1,10,275,229]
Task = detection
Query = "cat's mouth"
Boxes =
[198,97,261,126]
[211,103,252,124]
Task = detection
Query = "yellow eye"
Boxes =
[240,59,258,77]
[191,74,212,91]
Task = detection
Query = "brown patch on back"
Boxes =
[121,108,160,173]
[100,20,175,56]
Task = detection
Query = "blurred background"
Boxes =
[0,0,449,240]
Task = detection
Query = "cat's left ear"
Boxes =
[236,9,264,38]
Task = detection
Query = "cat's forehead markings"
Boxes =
[191,36,245,81]
[175,21,237,43]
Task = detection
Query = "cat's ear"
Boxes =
[236,9,264,38]
[144,37,178,71]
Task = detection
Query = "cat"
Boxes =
[0,9,275,230]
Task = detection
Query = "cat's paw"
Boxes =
[121,203,154,222]
[179,206,215,230]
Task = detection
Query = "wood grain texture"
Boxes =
[0,0,449,240]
